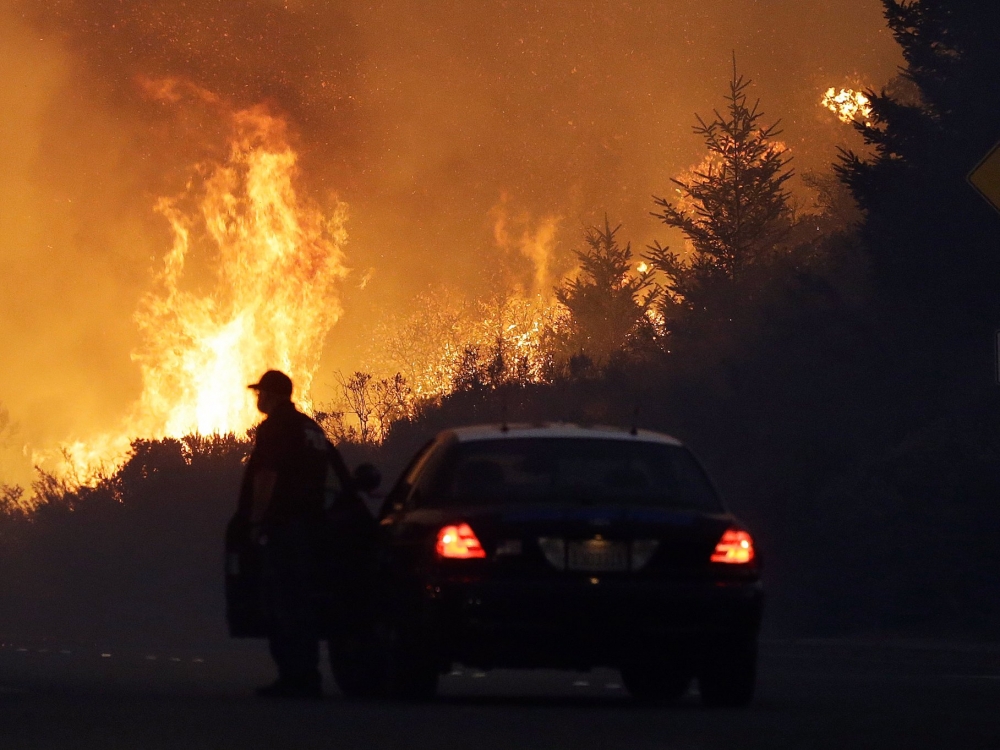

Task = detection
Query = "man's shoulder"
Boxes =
[258,404,329,448]
[295,408,323,430]
[262,403,304,427]
[256,405,303,442]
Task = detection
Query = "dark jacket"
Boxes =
[226,413,378,638]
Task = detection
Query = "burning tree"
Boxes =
[314,408,356,446]
[555,219,655,363]
[646,62,794,332]
[322,371,416,445]
[336,371,376,444]
[372,289,564,404]
[448,293,564,392]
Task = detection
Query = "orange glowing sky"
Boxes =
[0,0,901,484]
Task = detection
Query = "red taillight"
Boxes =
[436,523,486,559]
[710,528,755,564]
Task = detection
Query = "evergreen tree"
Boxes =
[646,61,794,331]
[836,0,1000,329]
[555,219,654,362]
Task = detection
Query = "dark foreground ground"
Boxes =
[0,637,998,749]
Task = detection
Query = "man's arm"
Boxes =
[248,418,280,531]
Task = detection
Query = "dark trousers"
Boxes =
[261,518,321,685]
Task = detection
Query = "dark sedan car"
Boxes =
[333,423,763,706]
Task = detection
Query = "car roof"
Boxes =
[444,423,684,446]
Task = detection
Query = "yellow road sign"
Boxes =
[969,140,1000,215]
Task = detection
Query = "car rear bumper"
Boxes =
[422,576,763,669]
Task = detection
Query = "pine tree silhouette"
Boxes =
[836,0,1000,325]
[646,59,794,331]
[555,218,654,362]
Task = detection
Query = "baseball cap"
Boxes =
[247,370,293,397]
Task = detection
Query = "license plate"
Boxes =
[567,540,628,572]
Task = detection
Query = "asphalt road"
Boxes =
[0,637,998,749]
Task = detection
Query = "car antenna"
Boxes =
[629,405,639,436]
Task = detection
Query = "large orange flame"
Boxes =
[134,105,347,437]
[52,89,348,480]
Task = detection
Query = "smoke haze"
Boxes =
[0,0,900,483]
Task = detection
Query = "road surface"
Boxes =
[0,638,998,749]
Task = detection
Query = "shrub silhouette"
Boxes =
[0,435,249,645]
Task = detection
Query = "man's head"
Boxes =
[248,370,293,415]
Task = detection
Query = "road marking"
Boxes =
[573,680,590,687]
[3,645,221,665]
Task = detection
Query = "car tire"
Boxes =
[328,633,386,699]
[388,657,439,701]
[373,620,439,701]
[620,662,692,703]
[697,635,757,708]
[329,621,439,700]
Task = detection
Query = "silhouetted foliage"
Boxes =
[337,371,376,444]
[555,218,656,362]
[371,374,414,442]
[315,407,357,444]
[647,61,794,333]
[0,434,251,644]
[837,0,1000,328]
[450,336,541,393]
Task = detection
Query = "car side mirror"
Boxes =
[353,463,382,494]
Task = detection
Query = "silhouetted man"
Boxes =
[244,369,329,698]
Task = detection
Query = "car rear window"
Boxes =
[425,438,722,511]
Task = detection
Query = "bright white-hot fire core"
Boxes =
[822,87,874,126]
[56,87,348,478]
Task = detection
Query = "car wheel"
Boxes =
[620,663,692,703]
[697,635,757,708]
[328,632,386,699]
[388,657,438,701]
[329,621,438,700]
[374,620,439,701]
